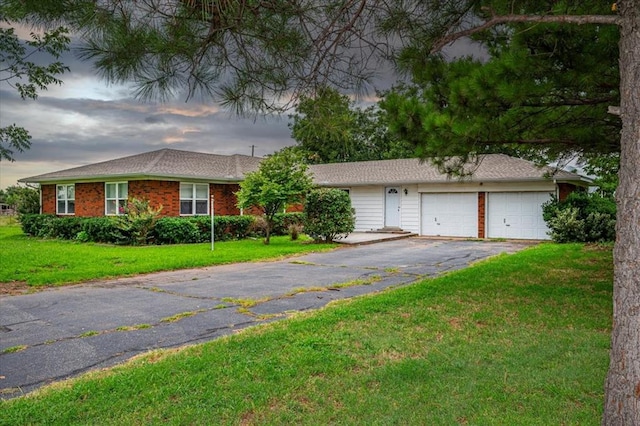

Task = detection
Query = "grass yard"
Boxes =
[0,243,612,425]
[0,225,337,288]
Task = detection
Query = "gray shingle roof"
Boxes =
[20,149,263,183]
[308,154,586,185]
[20,149,587,185]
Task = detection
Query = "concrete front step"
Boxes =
[367,227,413,234]
[336,232,417,245]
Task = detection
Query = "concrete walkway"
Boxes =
[336,232,417,245]
[0,238,531,399]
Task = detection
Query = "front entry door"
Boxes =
[385,187,400,227]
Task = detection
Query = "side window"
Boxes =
[180,183,209,215]
[56,184,75,215]
[105,182,128,215]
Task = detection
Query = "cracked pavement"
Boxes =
[0,238,530,399]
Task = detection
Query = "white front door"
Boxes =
[385,187,400,227]
[487,192,552,239]
[421,193,478,237]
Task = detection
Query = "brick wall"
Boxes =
[75,182,104,216]
[210,183,242,215]
[558,183,578,202]
[477,192,486,238]
[41,180,244,217]
[41,185,56,215]
[129,180,180,216]
[286,203,304,213]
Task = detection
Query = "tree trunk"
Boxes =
[264,217,272,245]
[603,1,640,424]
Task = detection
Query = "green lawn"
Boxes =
[0,225,337,287]
[0,243,612,425]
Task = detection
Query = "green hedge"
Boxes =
[20,214,55,237]
[542,192,616,243]
[19,213,304,245]
[152,218,201,244]
[271,212,305,236]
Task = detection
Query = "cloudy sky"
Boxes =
[0,24,484,190]
[0,39,305,189]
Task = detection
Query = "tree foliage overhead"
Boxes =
[289,87,414,163]
[0,24,70,161]
[5,0,391,113]
[379,1,620,173]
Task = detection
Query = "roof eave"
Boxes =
[314,176,589,187]
[19,173,245,185]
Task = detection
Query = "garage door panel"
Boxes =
[487,192,552,240]
[421,193,477,237]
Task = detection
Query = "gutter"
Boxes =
[19,173,246,185]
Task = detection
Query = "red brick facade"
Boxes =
[41,184,56,215]
[41,180,243,217]
[129,180,180,216]
[211,183,242,216]
[477,192,486,239]
[75,182,105,216]
[558,183,577,202]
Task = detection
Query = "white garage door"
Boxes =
[487,192,553,240]
[421,193,478,237]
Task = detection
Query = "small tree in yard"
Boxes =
[304,188,355,243]
[236,150,312,244]
[116,197,163,245]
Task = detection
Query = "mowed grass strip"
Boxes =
[0,226,337,287]
[0,243,612,425]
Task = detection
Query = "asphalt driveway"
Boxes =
[0,238,530,399]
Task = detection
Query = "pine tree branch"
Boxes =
[522,97,619,108]
[430,12,622,54]
[483,138,579,146]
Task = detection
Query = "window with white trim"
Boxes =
[105,182,128,215]
[56,184,75,215]
[180,183,209,215]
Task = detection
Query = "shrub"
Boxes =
[542,192,616,243]
[48,217,84,240]
[288,223,303,240]
[304,188,355,243]
[153,216,256,244]
[19,214,55,236]
[82,217,125,243]
[76,231,90,242]
[249,216,269,238]
[213,215,255,241]
[153,218,200,244]
[187,215,255,242]
[546,207,586,243]
[17,214,273,245]
[583,211,616,242]
[272,212,305,236]
[114,198,163,245]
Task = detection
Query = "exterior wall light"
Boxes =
[404,188,408,195]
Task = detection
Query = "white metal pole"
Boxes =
[211,195,215,251]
